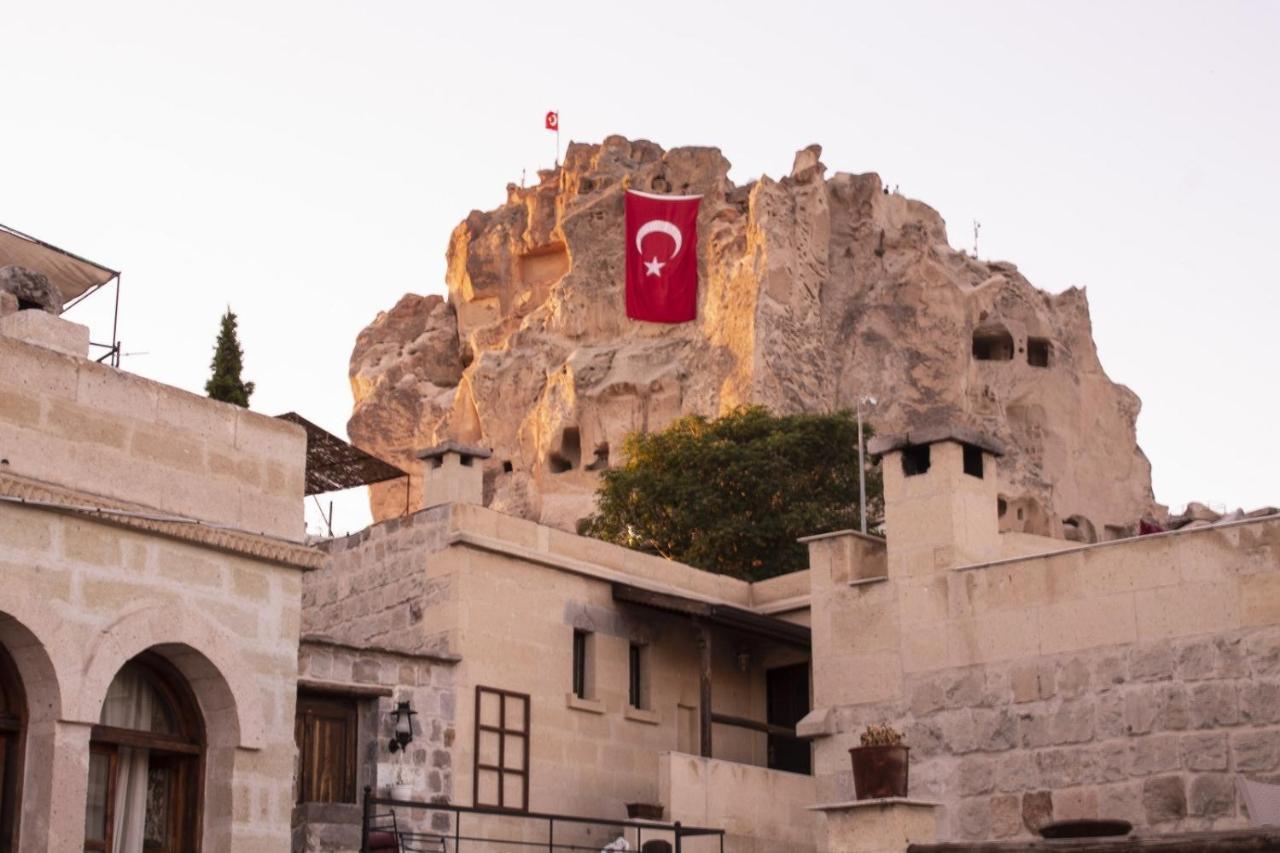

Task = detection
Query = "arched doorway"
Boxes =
[84,653,204,853]
[0,644,26,852]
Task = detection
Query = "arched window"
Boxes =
[85,654,203,853]
[0,644,26,852]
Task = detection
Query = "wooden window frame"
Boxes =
[472,686,530,813]
[294,693,360,805]
[85,653,205,853]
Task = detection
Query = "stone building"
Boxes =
[0,295,316,849]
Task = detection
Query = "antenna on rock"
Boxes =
[973,220,982,257]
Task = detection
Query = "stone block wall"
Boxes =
[304,506,455,656]
[829,627,1280,840]
[297,640,458,804]
[0,501,307,850]
[806,517,1280,843]
[0,333,305,540]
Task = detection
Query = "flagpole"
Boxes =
[555,118,560,168]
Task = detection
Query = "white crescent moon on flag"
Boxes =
[635,220,683,258]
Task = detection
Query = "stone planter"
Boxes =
[626,802,664,820]
[849,745,909,800]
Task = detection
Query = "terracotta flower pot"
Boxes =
[849,745,909,800]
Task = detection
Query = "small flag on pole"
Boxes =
[546,110,560,166]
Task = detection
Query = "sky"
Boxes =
[4,1,1278,536]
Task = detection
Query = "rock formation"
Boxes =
[349,136,1157,541]
[0,266,62,314]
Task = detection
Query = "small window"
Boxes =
[628,644,647,710]
[901,444,931,477]
[295,693,359,804]
[963,444,984,479]
[572,630,592,699]
[1027,337,1051,367]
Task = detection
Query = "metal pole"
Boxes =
[548,816,554,853]
[857,401,867,534]
[361,785,372,853]
[674,821,683,853]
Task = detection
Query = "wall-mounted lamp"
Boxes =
[388,700,417,753]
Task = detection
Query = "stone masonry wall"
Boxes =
[304,506,456,656]
[294,640,458,852]
[0,333,305,541]
[807,513,1280,845]
[834,626,1280,840]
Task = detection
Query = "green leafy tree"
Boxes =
[205,308,255,408]
[579,406,882,580]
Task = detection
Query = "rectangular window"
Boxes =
[1027,337,1051,368]
[628,643,646,709]
[902,444,931,477]
[572,630,591,699]
[294,693,359,804]
[962,444,984,479]
[474,686,530,812]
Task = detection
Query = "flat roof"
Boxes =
[867,425,1006,458]
[613,582,811,648]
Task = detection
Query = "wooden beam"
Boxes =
[710,712,798,739]
[698,623,712,758]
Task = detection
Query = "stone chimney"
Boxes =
[868,425,1004,575]
[416,441,492,508]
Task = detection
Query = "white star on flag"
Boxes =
[644,257,665,276]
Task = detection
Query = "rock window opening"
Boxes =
[16,299,41,312]
[502,461,514,473]
[1027,337,1051,367]
[972,325,1014,361]
[1063,514,1098,544]
[901,444,931,477]
[963,444,984,479]
[571,630,593,700]
[998,497,1008,517]
[548,427,581,474]
[585,442,610,472]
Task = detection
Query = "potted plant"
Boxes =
[388,763,413,801]
[849,724,908,800]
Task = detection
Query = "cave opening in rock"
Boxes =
[972,324,1014,361]
[1027,337,1051,368]
[548,427,582,474]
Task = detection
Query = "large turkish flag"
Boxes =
[625,189,701,323]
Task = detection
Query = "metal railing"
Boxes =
[361,787,725,853]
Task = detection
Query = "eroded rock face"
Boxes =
[349,136,1157,537]
[0,266,62,314]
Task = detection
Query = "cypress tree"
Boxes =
[205,308,255,408]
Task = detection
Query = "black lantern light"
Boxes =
[388,700,417,753]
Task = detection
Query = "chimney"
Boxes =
[868,425,1004,575]
[416,441,492,509]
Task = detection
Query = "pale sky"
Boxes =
[5,1,1278,536]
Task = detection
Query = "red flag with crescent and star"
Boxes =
[625,189,701,323]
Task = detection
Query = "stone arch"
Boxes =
[76,604,262,749]
[0,607,65,851]
[1063,514,1098,544]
